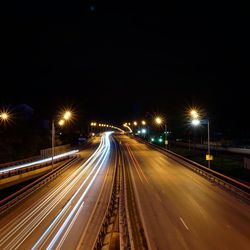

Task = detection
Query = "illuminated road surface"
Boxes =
[0,132,115,250]
[120,135,250,250]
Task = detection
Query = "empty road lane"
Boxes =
[119,135,250,250]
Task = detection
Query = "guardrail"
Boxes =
[119,146,132,249]
[133,136,250,202]
[0,156,80,215]
[0,155,41,169]
[0,138,94,172]
[0,150,78,179]
[172,141,250,155]
[93,144,120,249]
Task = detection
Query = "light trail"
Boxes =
[0,150,79,174]
[0,132,113,249]
[47,132,111,249]
[0,140,104,244]
[32,132,112,249]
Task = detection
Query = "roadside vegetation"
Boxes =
[169,144,250,183]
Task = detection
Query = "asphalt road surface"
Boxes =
[0,132,116,250]
[119,135,250,250]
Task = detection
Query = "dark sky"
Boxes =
[1,1,249,133]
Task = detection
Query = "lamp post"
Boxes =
[90,122,97,135]
[207,119,211,168]
[51,110,72,171]
[132,121,137,134]
[141,120,147,138]
[123,123,132,133]
[155,116,168,149]
[190,109,211,168]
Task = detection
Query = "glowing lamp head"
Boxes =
[133,121,137,126]
[142,120,146,125]
[155,117,162,125]
[58,119,65,126]
[0,112,8,120]
[190,110,199,119]
[191,119,200,126]
[63,111,71,120]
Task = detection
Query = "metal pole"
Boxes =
[165,124,167,149]
[52,120,55,171]
[208,119,210,168]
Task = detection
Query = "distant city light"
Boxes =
[141,129,146,134]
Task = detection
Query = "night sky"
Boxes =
[1,1,249,134]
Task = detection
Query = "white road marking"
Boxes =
[180,217,190,230]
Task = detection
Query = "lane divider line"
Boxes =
[180,217,190,231]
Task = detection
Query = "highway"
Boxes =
[119,135,250,250]
[0,132,116,250]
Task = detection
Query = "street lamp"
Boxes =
[155,116,168,148]
[0,109,12,124]
[155,116,162,125]
[141,120,147,138]
[190,109,211,168]
[123,123,132,133]
[58,119,65,126]
[190,109,199,119]
[90,122,97,134]
[0,112,9,121]
[191,119,200,126]
[63,111,71,120]
[51,110,73,170]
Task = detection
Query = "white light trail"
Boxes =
[0,150,79,174]
[32,132,112,249]
[0,134,108,249]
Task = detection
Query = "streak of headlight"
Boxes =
[50,134,111,249]
[54,132,112,249]
[1,136,106,249]
[32,132,112,249]
[0,150,79,174]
